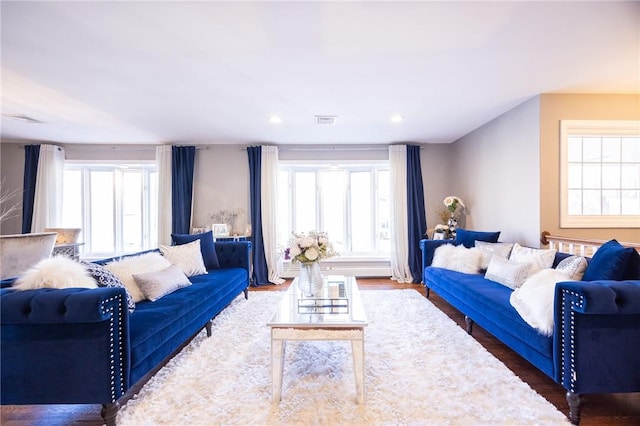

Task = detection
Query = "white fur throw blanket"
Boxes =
[510,269,575,336]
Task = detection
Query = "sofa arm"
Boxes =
[553,280,640,395]
[556,280,640,315]
[215,241,252,272]
[1,287,130,405]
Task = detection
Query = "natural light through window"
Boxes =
[277,162,390,258]
[62,163,158,258]
[560,120,640,228]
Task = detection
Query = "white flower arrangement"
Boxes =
[443,196,465,214]
[284,231,338,263]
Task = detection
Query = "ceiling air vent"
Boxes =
[315,115,337,125]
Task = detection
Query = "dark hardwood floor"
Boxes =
[2,278,639,425]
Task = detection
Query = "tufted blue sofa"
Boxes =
[420,238,640,425]
[0,240,251,425]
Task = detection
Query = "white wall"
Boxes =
[451,96,541,247]
[420,143,454,233]
[192,145,250,234]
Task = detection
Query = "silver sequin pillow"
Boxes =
[555,255,588,280]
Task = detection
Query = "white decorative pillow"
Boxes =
[133,265,191,302]
[484,256,532,290]
[510,269,575,336]
[432,244,483,274]
[159,240,207,277]
[509,243,557,276]
[105,252,172,302]
[475,241,515,270]
[555,255,588,280]
[13,256,98,290]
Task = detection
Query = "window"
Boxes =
[560,120,640,228]
[62,163,158,258]
[277,162,390,257]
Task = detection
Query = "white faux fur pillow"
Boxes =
[432,244,483,274]
[13,256,98,290]
[105,252,171,302]
[510,269,575,336]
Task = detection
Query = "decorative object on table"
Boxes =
[284,231,338,297]
[433,224,449,240]
[209,208,242,235]
[211,223,229,237]
[44,227,81,244]
[443,195,465,239]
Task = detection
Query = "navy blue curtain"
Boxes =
[247,146,269,286]
[21,145,40,234]
[171,146,196,235]
[406,145,427,283]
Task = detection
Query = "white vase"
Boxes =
[0,232,58,280]
[297,261,324,297]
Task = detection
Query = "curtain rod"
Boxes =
[241,145,416,152]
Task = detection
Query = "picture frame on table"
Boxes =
[212,223,229,236]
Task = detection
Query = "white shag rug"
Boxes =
[118,290,570,425]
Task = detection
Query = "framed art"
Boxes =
[212,223,229,236]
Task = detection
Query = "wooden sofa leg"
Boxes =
[464,316,474,335]
[566,391,583,424]
[101,402,120,426]
[205,320,213,337]
[425,287,430,298]
[244,287,249,299]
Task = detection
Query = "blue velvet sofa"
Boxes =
[0,240,251,425]
[420,236,640,424]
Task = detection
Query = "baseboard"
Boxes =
[281,259,391,278]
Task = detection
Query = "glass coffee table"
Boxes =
[267,275,368,404]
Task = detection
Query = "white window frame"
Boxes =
[278,160,390,258]
[560,120,640,228]
[63,161,158,258]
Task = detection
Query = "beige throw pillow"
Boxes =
[160,239,207,277]
[105,252,172,302]
[475,241,515,270]
[509,243,556,276]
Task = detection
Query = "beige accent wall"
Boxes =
[540,93,640,244]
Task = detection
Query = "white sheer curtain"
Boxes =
[156,145,173,246]
[31,144,65,232]
[389,145,413,283]
[261,146,284,284]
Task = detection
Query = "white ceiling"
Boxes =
[1,1,638,146]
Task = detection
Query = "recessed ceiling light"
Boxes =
[390,114,404,124]
[269,115,282,124]
[315,115,337,125]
